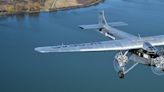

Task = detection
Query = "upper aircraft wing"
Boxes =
[35,35,164,53]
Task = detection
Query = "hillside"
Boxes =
[0,0,102,15]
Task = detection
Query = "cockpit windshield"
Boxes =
[143,42,158,53]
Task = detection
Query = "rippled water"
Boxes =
[0,0,164,92]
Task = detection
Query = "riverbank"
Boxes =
[49,0,104,11]
[0,0,103,16]
[48,0,103,11]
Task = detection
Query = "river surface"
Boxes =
[1,0,164,92]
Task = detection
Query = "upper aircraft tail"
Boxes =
[79,11,128,39]
[79,11,128,30]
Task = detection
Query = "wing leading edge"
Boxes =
[35,35,164,53]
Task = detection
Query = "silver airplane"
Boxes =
[35,11,164,79]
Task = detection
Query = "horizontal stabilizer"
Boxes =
[109,22,128,27]
[79,22,128,30]
[79,24,100,29]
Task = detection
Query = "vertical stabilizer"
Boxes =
[98,11,108,27]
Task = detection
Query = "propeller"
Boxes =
[113,51,129,72]
[113,51,139,75]
[113,56,121,72]
[159,46,164,55]
[151,56,164,76]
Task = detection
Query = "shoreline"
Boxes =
[49,0,104,12]
[0,0,104,17]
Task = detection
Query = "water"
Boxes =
[1,0,164,92]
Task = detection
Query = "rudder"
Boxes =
[98,11,108,27]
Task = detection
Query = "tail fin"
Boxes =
[98,11,108,27]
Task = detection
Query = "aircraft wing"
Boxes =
[35,35,164,53]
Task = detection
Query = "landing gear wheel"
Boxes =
[118,71,124,79]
